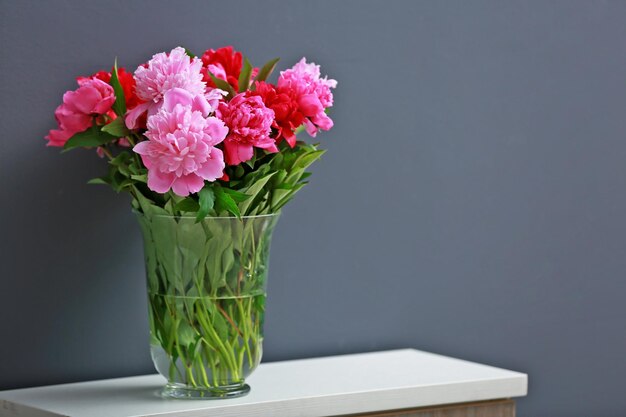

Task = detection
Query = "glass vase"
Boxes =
[135,212,280,399]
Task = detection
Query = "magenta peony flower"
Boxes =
[65,78,116,114]
[277,58,337,137]
[45,78,116,147]
[126,47,209,130]
[45,129,74,147]
[132,89,228,196]
[53,103,92,133]
[217,93,277,166]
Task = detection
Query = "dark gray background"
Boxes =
[1,1,625,416]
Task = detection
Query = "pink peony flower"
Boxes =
[216,93,277,165]
[125,47,209,130]
[277,58,337,138]
[45,78,116,147]
[132,88,228,196]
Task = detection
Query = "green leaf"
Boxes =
[87,177,109,185]
[109,151,132,166]
[205,235,226,290]
[293,149,326,170]
[101,117,130,137]
[212,309,230,340]
[114,178,134,192]
[184,48,196,58]
[131,185,171,217]
[175,198,200,213]
[272,182,307,211]
[63,126,117,151]
[208,72,236,98]
[221,244,235,278]
[234,165,245,178]
[283,167,306,185]
[214,185,241,218]
[130,174,147,183]
[238,57,253,92]
[222,188,250,203]
[110,59,127,117]
[270,169,287,188]
[177,320,196,347]
[176,221,207,290]
[254,294,266,312]
[239,172,276,215]
[252,57,280,85]
[196,187,215,222]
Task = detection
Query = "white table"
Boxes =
[0,349,527,417]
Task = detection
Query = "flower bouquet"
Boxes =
[46,46,336,398]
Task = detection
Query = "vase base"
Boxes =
[161,382,250,399]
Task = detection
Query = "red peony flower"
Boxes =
[201,46,257,91]
[249,81,304,147]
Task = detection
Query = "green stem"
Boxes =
[125,134,135,147]
[175,342,197,387]
[195,354,210,388]
[195,303,239,381]
[204,345,220,387]
[100,146,113,159]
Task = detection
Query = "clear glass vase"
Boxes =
[135,212,280,399]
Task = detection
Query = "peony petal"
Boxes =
[192,94,212,117]
[264,142,279,153]
[224,140,253,166]
[281,128,297,148]
[162,88,193,112]
[172,174,204,196]
[254,137,278,151]
[303,119,318,137]
[205,88,228,112]
[298,94,323,117]
[63,88,99,114]
[203,117,229,146]
[55,104,92,132]
[196,148,225,181]
[132,140,151,155]
[312,112,334,131]
[125,102,151,130]
[118,138,131,147]
[147,169,175,194]
[92,95,116,114]
[207,64,227,81]
[45,129,73,147]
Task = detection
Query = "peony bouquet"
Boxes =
[47,46,336,218]
[46,46,336,398]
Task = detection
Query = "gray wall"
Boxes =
[1,1,625,416]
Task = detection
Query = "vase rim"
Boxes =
[132,210,280,220]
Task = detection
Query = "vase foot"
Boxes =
[161,382,250,399]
